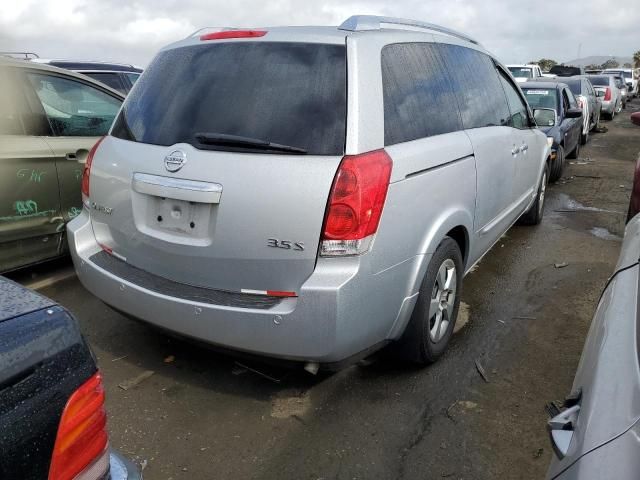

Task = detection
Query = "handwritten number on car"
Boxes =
[268,238,304,251]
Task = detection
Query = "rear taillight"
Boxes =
[604,87,612,101]
[200,30,266,41]
[49,372,109,480]
[320,149,392,256]
[81,136,105,207]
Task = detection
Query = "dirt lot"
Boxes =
[9,99,640,480]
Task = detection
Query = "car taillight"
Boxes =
[81,136,105,207]
[604,87,612,101]
[49,372,109,480]
[320,149,392,256]
[200,30,266,41]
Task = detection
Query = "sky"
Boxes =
[1,0,638,67]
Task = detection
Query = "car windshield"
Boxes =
[508,67,533,78]
[522,88,558,112]
[590,76,610,86]
[112,42,347,155]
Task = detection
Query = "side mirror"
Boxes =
[631,112,640,127]
[566,107,583,119]
[533,107,557,127]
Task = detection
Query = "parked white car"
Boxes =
[507,64,544,83]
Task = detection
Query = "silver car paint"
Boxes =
[68,23,549,363]
[547,215,640,479]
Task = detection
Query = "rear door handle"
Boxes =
[521,143,529,152]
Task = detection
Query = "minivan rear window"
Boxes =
[112,42,347,155]
[589,76,610,86]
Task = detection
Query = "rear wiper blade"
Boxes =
[194,132,307,154]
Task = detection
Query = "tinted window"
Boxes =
[113,43,346,155]
[84,72,128,94]
[549,66,582,77]
[382,43,462,145]
[123,72,141,85]
[589,76,610,86]
[26,73,121,137]
[522,87,558,112]
[440,45,510,129]
[498,71,529,129]
[565,80,581,96]
[0,68,25,135]
[566,89,578,108]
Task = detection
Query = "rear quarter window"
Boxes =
[112,42,347,155]
[381,43,462,145]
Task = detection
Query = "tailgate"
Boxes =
[88,39,347,294]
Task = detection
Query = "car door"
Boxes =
[564,88,582,150]
[22,70,122,248]
[497,68,541,209]
[438,44,515,261]
[0,66,64,272]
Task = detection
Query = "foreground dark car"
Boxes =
[546,214,640,479]
[627,112,640,222]
[523,81,583,181]
[0,277,140,479]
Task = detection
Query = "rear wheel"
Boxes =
[520,162,549,226]
[398,237,463,365]
[549,145,564,182]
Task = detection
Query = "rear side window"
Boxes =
[382,43,462,145]
[439,44,510,129]
[112,42,347,155]
[26,73,121,137]
[84,72,128,95]
[566,80,581,96]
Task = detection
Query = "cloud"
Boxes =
[0,0,638,66]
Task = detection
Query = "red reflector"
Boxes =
[98,243,112,255]
[81,136,105,205]
[49,372,108,480]
[322,149,392,241]
[200,30,267,41]
[266,290,297,297]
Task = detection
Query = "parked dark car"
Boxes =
[549,65,585,77]
[626,112,640,222]
[530,76,600,144]
[0,276,141,479]
[33,59,142,95]
[545,214,640,479]
[522,82,583,181]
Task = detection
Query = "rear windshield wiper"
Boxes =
[194,132,307,154]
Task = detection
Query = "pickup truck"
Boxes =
[0,277,140,479]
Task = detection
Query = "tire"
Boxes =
[520,162,549,226]
[568,138,580,159]
[549,145,564,182]
[398,237,463,365]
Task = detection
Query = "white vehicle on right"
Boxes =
[602,68,638,97]
[589,75,623,120]
[507,64,543,83]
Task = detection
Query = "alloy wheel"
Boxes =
[428,259,457,343]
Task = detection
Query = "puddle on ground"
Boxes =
[589,227,622,241]
[552,193,622,215]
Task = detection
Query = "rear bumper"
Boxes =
[68,210,417,364]
[600,101,614,114]
[110,450,142,480]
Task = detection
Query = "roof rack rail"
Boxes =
[0,51,39,60]
[338,15,480,45]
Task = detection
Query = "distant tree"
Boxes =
[624,63,633,68]
[634,50,640,68]
[601,58,620,69]
[537,58,558,71]
[585,64,601,70]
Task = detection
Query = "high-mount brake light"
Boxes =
[81,136,105,207]
[320,149,392,256]
[200,30,267,41]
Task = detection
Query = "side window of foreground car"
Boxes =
[438,44,511,129]
[498,70,530,129]
[0,69,25,135]
[381,42,463,145]
[25,73,121,137]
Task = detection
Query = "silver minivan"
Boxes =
[68,16,550,369]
